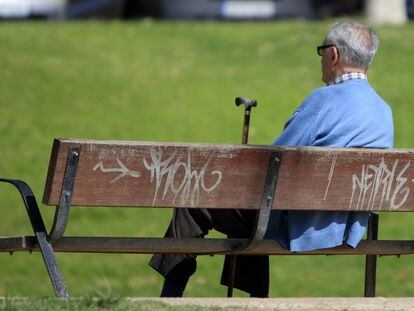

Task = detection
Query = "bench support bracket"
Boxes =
[0,178,69,298]
[227,151,282,297]
[48,147,80,242]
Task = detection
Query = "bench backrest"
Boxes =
[43,138,414,212]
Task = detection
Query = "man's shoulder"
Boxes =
[308,80,390,110]
[308,80,371,97]
[309,80,393,131]
[300,85,337,112]
[304,83,354,106]
[306,84,336,100]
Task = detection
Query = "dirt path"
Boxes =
[131,297,414,310]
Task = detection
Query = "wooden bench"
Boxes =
[2,138,414,298]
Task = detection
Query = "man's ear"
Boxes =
[332,46,340,65]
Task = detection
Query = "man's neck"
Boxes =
[329,71,368,86]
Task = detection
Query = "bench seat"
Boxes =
[2,236,414,256]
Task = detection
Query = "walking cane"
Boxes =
[235,97,257,144]
[227,97,257,297]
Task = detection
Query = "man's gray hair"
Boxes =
[326,21,379,70]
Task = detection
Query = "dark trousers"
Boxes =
[149,208,269,297]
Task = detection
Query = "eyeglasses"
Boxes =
[317,44,335,56]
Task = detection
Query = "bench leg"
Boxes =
[226,255,237,297]
[0,178,69,298]
[37,232,69,298]
[364,213,379,297]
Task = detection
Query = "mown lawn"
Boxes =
[0,297,218,311]
[1,20,414,298]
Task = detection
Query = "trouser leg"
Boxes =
[149,208,212,277]
[149,208,212,297]
[221,254,269,297]
[160,258,197,297]
[149,208,269,297]
[211,209,269,297]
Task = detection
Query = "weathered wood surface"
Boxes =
[43,139,414,211]
[2,236,414,256]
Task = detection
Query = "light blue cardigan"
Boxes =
[265,79,394,252]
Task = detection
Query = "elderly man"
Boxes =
[264,20,393,251]
[149,20,393,297]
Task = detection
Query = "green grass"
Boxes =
[0,297,228,311]
[1,20,414,298]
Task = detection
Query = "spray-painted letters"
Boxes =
[93,158,141,183]
[348,158,411,211]
[143,147,222,206]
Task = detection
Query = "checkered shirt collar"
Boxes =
[329,72,368,85]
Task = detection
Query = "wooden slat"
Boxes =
[0,236,37,252]
[2,236,414,256]
[42,139,414,211]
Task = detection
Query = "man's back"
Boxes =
[273,79,394,149]
[267,78,394,252]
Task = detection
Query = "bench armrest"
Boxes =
[0,177,49,236]
[0,177,69,297]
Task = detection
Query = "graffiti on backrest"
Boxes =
[143,147,222,207]
[348,158,411,211]
[324,154,337,201]
[93,158,141,183]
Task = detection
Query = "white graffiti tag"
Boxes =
[349,158,411,211]
[143,147,222,206]
[324,154,337,201]
[93,158,141,183]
